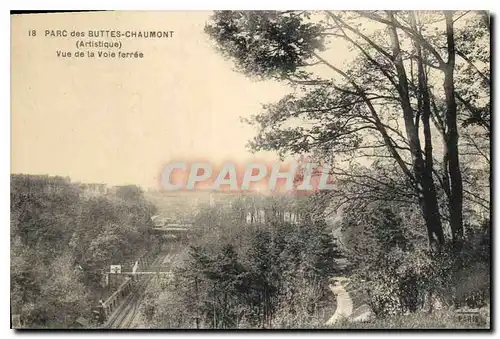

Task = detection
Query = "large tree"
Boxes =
[205,10,490,248]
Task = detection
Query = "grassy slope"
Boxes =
[323,309,490,329]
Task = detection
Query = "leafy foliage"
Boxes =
[339,198,490,316]
[206,11,325,80]
[141,196,343,328]
[10,174,157,327]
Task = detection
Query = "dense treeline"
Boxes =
[337,198,490,316]
[10,174,157,328]
[141,197,343,329]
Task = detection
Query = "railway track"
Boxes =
[102,252,169,329]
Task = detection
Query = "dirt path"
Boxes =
[325,278,353,326]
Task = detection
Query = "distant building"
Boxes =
[78,183,109,196]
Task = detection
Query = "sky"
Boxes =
[11,11,291,188]
[13,11,470,190]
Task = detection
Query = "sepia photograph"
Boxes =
[10,9,491,330]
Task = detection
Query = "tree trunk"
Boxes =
[411,13,446,249]
[444,11,464,244]
[388,11,445,248]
